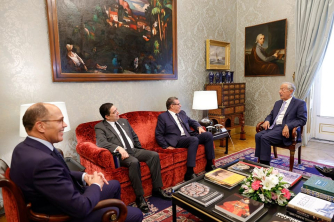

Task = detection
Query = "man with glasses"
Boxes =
[10,103,143,222]
[155,97,216,181]
[95,103,171,213]
[255,82,307,166]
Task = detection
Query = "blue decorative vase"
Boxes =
[230,71,234,83]
[226,71,231,83]
[209,72,214,84]
[215,72,220,83]
[222,71,226,83]
[219,72,223,83]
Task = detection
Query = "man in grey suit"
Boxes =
[95,103,171,213]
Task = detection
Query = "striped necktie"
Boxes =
[269,101,287,129]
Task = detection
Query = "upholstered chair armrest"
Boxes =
[291,126,301,143]
[93,199,127,222]
[256,121,265,132]
[76,142,116,169]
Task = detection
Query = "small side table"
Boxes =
[211,130,230,154]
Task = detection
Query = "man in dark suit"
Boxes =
[155,97,216,181]
[255,82,307,165]
[10,103,142,222]
[95,103,171,213]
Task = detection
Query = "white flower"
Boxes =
[277,195,286,206]
[261,176,277,190]
[268,174,279,186]
[252,167,266,179]
[241,184,248,190]
[258,193,265,202]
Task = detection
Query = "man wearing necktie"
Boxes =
[255,82,307,165]
[155,97,216,181]
[95,103,171,213]
[10,103,142,222]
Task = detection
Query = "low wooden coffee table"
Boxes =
[171,159,307,222]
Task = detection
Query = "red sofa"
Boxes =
[75,111,212,205]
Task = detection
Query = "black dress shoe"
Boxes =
[259,160,270,166]
[135,196,149,213]
[184,173,197,181]
[315,165,334,179]
[152,188,172,200]
[205,165,217,172]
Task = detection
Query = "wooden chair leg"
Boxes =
[289,150,295,171]
[273,146,278,158]
[298,145,301,164]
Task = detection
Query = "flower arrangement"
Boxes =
[239,167,294,206]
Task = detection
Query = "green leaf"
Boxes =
[165,4,173,10]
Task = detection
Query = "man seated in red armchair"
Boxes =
[155,97,216,181]
[95,103,171,213]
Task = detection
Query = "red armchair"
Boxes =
[75,111,211,205]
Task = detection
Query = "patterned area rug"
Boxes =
[141,148,332,222]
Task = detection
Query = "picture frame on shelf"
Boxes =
[206,40,230,70]
[244,19,287,77]
[46,0,177,82]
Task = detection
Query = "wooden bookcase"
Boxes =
[205,83,246,140]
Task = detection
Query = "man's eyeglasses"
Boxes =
[41,117,64,124]
[111,109,118,115]
[172,103,181,106]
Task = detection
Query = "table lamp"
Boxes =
[192,91,218,127]
[20,102,71,137]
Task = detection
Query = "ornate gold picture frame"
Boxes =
[46,0,177,82]
[206,40,230,70]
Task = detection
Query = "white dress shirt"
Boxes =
[276,97,292,125]
[106,120,134,152]
[168,110,186,136]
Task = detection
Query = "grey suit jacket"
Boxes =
[95,119,142,153]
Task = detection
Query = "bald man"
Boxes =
[10,103,142,222]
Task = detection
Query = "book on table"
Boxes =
[303,175,334,197]
[177,182,223,207]
[269,212,302,222]
[227,161,302,187]
[301,187,334,203]
[204,177,240,190]
[286,192,334,222]
[214,193,264,222]
[205,168,246,187]
[227,161,258,176]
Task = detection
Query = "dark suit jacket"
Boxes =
[10,137,101,218]
[95,119,142,152]
[265,97,307,144]
[155,110,201,148]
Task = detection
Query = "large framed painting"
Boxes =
[244,19,287,77]
[46,0,177,82]
[206,40,230,70]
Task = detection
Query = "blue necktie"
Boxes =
[269,101,287,129]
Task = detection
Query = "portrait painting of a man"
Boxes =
[244,19,287,77]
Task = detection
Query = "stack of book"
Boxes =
[204,168,246,189]
[286,192,334,222]
[227,161,302,187]
[177,182,223,207]
[214,193,264,222]
[269,212,302,222]
[301,175,334,203]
